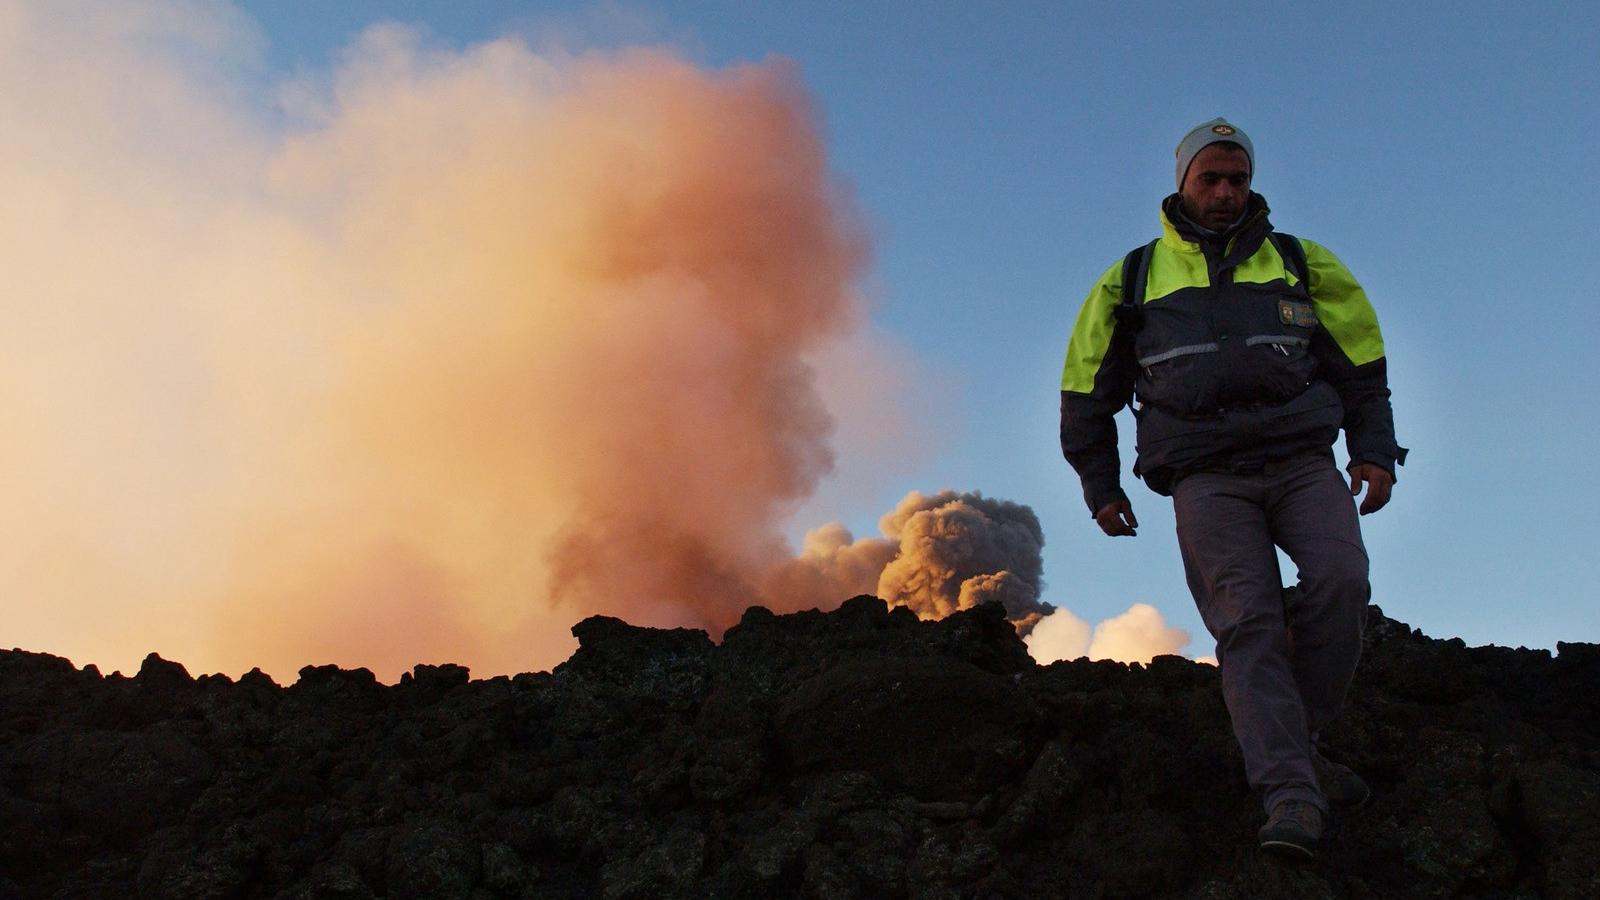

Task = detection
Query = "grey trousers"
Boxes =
[1173,455,1369,814]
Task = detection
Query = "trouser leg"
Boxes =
[1174,473,1322,814]
[1269,458,1370,739]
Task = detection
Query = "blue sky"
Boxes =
[220,0,1598,653]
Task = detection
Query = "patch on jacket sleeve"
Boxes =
[1279,300,1318,328]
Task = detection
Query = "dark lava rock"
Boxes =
[2,601,1597,899]
[136,652,194,691]
[774,655,1037,801]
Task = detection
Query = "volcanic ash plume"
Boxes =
[773,492,1208,665]
[1,5,892,681]
[766,491,1054,633]
[876,491,1052,630]
[223,38,872,675]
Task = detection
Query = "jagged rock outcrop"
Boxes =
[1,597,1596,898]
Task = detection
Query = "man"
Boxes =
[1059,118,1406,857]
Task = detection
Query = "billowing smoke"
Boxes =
[777,492,1206,665]
[1086,603,1193,663]
[875,491,1051,629]
[758,523,898,613]
[1022,607,1093,661]
[1025,602,1197,665]
[764,490,1053,631]
[2,3,896,680]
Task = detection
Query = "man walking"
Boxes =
[1059,118,1406,857]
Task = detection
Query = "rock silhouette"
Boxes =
[2,597,1597,898]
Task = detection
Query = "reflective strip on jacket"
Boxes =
[1059,193,1407,514]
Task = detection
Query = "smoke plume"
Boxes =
[1025,602,1197,665]
[764,491,1054,631]
[1021,607,1093,662]
[3,3,895,680]
[1085,603,1194,663]
[874,491,1051,630]
[780,492,1204,664]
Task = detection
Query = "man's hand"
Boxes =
[1094,499,1139,536]
[1348,463,1394,515]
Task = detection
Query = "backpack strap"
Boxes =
[1113,238,1158,332]
[1268,231,1309,288]
[1112,239,1157,413]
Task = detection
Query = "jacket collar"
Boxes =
[1160,192,1273,267]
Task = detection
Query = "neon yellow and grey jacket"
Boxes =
[1059,193,1407,513]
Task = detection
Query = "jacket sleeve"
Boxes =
[1300,238,1409,477]
[1060,260,1137,514]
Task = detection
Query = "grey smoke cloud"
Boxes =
[769,491,1053,633]
[876,491,1052,631]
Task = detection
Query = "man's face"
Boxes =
[1179,143,1251,231]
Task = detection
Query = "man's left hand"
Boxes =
[1348,463,1394,515]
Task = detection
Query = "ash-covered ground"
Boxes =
[2,597,1597,899]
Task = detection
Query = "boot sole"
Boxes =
[1259,837,1318,859]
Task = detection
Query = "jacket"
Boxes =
[1059,193,1407,514]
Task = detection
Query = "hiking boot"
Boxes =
[1313,750,1371,809]
[1258,799,1322,858]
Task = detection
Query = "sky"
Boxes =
[5,0,1598,677]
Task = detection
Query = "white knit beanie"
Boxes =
[1175,118,1254,190]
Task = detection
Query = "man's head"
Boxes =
[1175,118,1255,231]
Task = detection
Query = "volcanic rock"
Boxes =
[1,599,1597,898]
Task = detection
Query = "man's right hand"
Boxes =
[1094,499,1139,537]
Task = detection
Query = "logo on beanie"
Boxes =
[1212,124,1236,136]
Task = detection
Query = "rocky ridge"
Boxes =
[2,598,1597,899]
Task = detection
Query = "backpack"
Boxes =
[1113,231,1309,333]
